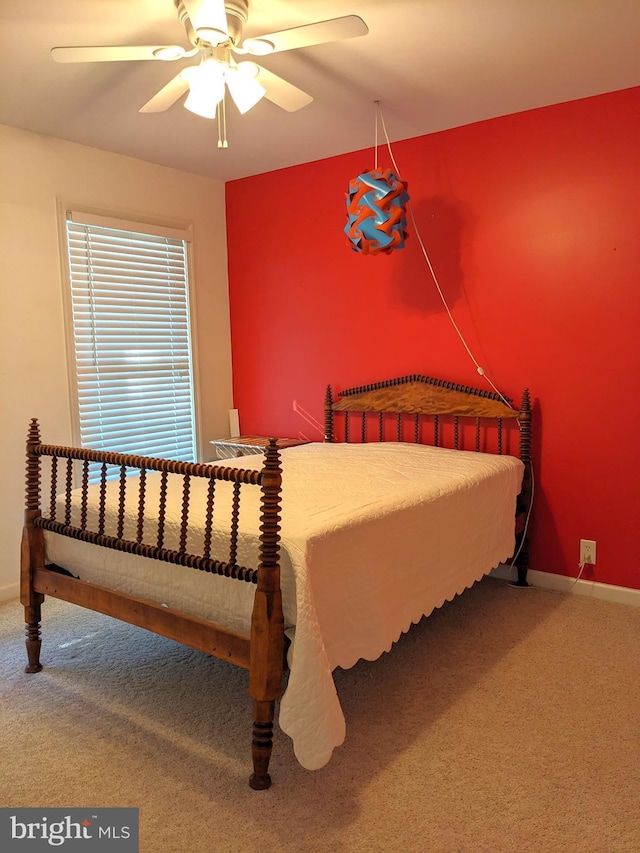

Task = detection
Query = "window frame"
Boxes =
[56,201,203,467]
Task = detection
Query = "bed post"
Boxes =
[249,439,284,790]
[21,419,45,673]
[512,389,532,587]
[324,385,334,442]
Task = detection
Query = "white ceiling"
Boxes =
[1,0,639,182]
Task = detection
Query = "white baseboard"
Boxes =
[0,581,20,604]
[491,565,640,608]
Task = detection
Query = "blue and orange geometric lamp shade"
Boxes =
[345,168,409,255]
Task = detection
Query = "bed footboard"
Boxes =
[20,419,284,789]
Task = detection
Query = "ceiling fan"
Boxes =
[51,0,369,146]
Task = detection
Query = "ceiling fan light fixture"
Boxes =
[184,91,219,119]
[225,67,266,114]
[183,60,225,119]
[236,61,260,79]
[242,37,275,56]
[51,4,362,140]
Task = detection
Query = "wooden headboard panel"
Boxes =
[324,374,530,452]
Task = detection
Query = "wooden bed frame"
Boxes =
[20,374,532,789]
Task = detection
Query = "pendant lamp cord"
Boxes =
[374,100,380,170]
[374,101,513,410]
[372,102,534,574]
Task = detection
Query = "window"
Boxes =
[61,210,197,479]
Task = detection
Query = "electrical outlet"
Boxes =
[580,539,597,565]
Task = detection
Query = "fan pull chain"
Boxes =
[218,92,228,149]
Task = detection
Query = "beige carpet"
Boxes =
[1,577,638,853]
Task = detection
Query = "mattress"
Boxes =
[44,441,524,770]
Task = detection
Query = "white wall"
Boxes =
[0,124,233,601]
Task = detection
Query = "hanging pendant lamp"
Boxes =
[344,101,409,255]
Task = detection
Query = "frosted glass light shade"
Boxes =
[183,59,225,119]
[225,65,266,114]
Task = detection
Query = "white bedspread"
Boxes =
[44,442,523,770]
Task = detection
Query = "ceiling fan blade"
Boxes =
[139,72,190,113]
[51,45,191,63]
[244,15,368,55]
[182,0,228,43]
[249,65,313,112]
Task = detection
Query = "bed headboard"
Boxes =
[324,373,530,455]
[324,373,533,586]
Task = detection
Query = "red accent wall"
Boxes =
[226,87,640,590]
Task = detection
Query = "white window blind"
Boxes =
[64,213,196,475]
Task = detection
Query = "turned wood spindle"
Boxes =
[228,481,241,574]
[98,462,107,535]
[157,471,168,549]
[249,438,283,790]
[136,467,146,544]
[117,463,127,539]
[64,456,73,525]
[179,474,191,553]
[202,478,216,560]
[22,419,45,674]
[513,388,533,587]
[323,385,334,442]
[49,455,58,520]
[80,459,89,530]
